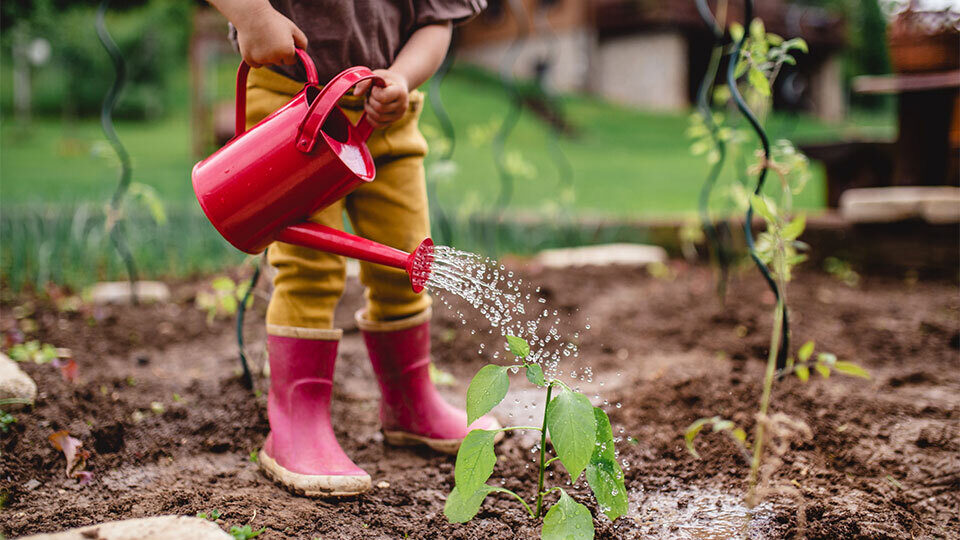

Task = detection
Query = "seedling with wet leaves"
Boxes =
[445,336,626,539]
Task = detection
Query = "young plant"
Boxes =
[229,524,264,540]
[686,1,871,509]
[444,336,627,539]
[8,340,58,364]
[195,276,253,323]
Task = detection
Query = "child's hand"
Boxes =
[234,5,307,68]
[353,70,410,128]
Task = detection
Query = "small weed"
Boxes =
[248,450,259,464]
[195,276,253,323]
[197,509,221,521]
[229,524,265,540]
[823,257,860,287]
[8,340,58,364]
[0,411,17,433]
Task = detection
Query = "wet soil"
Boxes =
[1,262,957,539]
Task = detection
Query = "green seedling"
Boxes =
[228,525,264,540]
[686,10,869,510]
[8,340,58,364]
[823,257,860,287]
[195,276,253,323]
[0,411,17,433]
[197,509,221,521]
[445,336,627,539]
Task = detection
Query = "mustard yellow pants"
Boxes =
[245,68,432,328]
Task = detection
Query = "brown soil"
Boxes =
[1,262,958,539]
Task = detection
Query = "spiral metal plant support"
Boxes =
[695,0,732,301]
[96,0,139,304]
[235,257,261,389]
[727,0,790,369]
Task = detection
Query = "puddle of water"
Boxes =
[629,487,775,539]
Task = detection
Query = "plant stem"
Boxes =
[544,456,560,468]
[491,486,535,518]
[746,298,784,506]
[498,426,542,432]
[534,382,554,518]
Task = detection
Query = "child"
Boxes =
[206,0,499,497]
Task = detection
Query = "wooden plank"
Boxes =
[853,71,960,94]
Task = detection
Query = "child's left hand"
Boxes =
[353,69,409,129]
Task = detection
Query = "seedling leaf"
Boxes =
[542,490,595,540]
[586,407,626,520]
[466,365,510,424]
[815,364,831,378]
[454,430,498,494]
[834,361,871,379]
[685,419,708,459]
[795,364,810,382]
[546,388,596,481]
[748,67,771,97]
[526,364,546,387]
[749,194,776,223]
[797,341,815,362]
[506,335,530,358]
[444,485,494,523]
[782,214,806,241]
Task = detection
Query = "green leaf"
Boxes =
[782,214,806,241]
[211,277,235,291]
[546,388,597,481]
[732,428,748,443]
[454,430,498,494]
[526,364,546,387]
[542,490,595,540]
[506,335,530,358]
[684,418,709,459]
[815,364,831,379]
[834,361,871,379]
[817,352,837,366]
[797,341,815,362]
[749,194,776,223]
[444,485,494,523]
[795,364,810,383]
[766,32,784,46]
[749,18,766,41]
[730,22,745,43]
[784,37,809,53]
[748,67,771,97]
[590,407,616,463]
[586,458,627,522]
[466,365,510,425]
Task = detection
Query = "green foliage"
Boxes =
[0,411,17,433]
[465,364,510,425]
[545,387,596,481]
[195,276,253,323]
[449,337,627,538]
[8,340,58,364]
[684,416,748,459]
[196,509,221,521]
[541,490,594,540]
[228,525,264,540]
[784,341,871,382]
[823,257,861,287]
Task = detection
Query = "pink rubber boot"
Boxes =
[259,326,371,497]
[356,308,503,455]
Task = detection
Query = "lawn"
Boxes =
[1,64,895,214]
[0,62,895,289]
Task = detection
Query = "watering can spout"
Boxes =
[276,223,434,293]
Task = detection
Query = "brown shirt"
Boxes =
[262,0,485,83]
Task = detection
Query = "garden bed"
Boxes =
[1,262,957,538]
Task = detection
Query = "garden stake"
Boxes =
[694,0,733,302]
[95,0,139,304]
[726,0,790,370]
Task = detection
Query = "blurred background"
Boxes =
[1,0,958,291]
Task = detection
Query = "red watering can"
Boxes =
[192,50,434,292]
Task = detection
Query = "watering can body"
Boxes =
[192,51,433,291]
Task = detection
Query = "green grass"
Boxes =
[0,62,895,289]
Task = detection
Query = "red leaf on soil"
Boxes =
[48,430,92,481]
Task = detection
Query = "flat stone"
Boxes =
[534,243,667,268]
[840,187,960,224]
[20,516,233,540]
[89,281,170,305]
[0,352,37,409]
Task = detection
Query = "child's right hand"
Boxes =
[233,4,307,68]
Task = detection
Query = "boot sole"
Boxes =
[259,448,371,498]
[383,419,505,455]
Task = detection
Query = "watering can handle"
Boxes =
[295,67,386,153]
[234,49,320,137]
